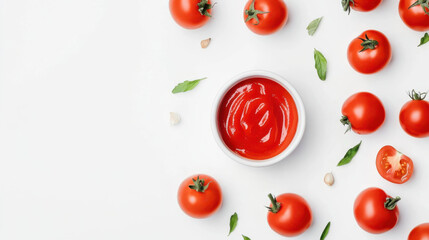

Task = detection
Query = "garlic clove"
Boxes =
[324,172,334,186]
[201,38,211,49]
[170,112,181,126]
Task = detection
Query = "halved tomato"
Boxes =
[376,145,414,184]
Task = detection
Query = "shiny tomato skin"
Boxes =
[350,0,383,12]
[399,0,429,31]
[354,188,399,234]
[177,174,222,218]
[170,0,211,29]
[341,92,386,134]
[376,146,414,184]
[243,0,288,35]
[347,30,392,74]
[409,223,429,240]
[400,99,429,138]
[267,193,312,237]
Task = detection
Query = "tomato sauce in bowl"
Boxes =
[213,71,304,166]
[217,77,298,160]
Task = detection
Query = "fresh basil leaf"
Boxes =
[242,235,251,240]
[307,17,323,36]
[320,222,331,240]
[337,141,362,166]
[172,77,206,94]
[418,33,429,47]
[228,212,238,236]
[314,49,327,81]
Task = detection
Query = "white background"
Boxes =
[1,0,429,239]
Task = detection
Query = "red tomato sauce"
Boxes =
[217,77,298,160]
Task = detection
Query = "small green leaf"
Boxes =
[228,212,238,236]
[418,33,429,47]
[242,235,251,240]
[337,141,362,166]
[172,77,206,94]
[320,222,331,240]
[307,17,323,36]
[314,49,327,81]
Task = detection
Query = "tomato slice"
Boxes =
[376,145,413,184]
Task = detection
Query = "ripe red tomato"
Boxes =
[243,0,288,35]
[266,193,312,237]
[376,145,414,184]
[354,187,400,234]
[342,0,383,13]
[170,0,212,29]
[177,174,222,218]
[409,223,429,240]
[347,30,392,74]
[400,90,429,138]
[341,92,386,134]
[399,0,429,31]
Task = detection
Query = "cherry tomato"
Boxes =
[243,0,288,35]
[399,0,429,31]
[177,174,222,218]
[400,90,429,138]
[342,0,383,14]
[354,187,400,234]
[347,30,392,74]
[376,145,414,184]
[170,0,212,29]
[266,193,312,237]
[409,223,429,240]
[341,92,386,134]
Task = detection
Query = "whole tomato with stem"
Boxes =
[266,193,312,237]
[170,0,213,29]
[342,0,383,14]
[376,145,414,184]
[399,0,429,31]
[177,174,222,218]
[400,90,429,138]
[347,30,392,74]
[243,0,288,35]
[341,92,386,134]
[354,187,400,234]
[409,223,429,240]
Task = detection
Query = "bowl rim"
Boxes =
[211,70,306,167]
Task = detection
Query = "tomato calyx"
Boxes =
[384,196,401,210]
[197,0,213,17]
[245,0,269,25]
[409,0,429,16]
[188,176,211,192]
[266,193,281,213]
[340,116,352,133]
[358,34,379,52]
[342,0,355,14]
[408,89,428,100]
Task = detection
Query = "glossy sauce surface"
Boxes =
[217,77,298,160]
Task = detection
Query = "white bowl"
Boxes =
[211,70,306,167]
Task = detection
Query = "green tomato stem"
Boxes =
[245,0,269,25]
[384,196,401,211]
[359,34,379,52]
[340,116,352,134]
[188,176,211,192]
[409,0,429,16]
[197,0,213,17]
[342,0,355,14]
[266,193,281,213]
[408,89,428,100]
